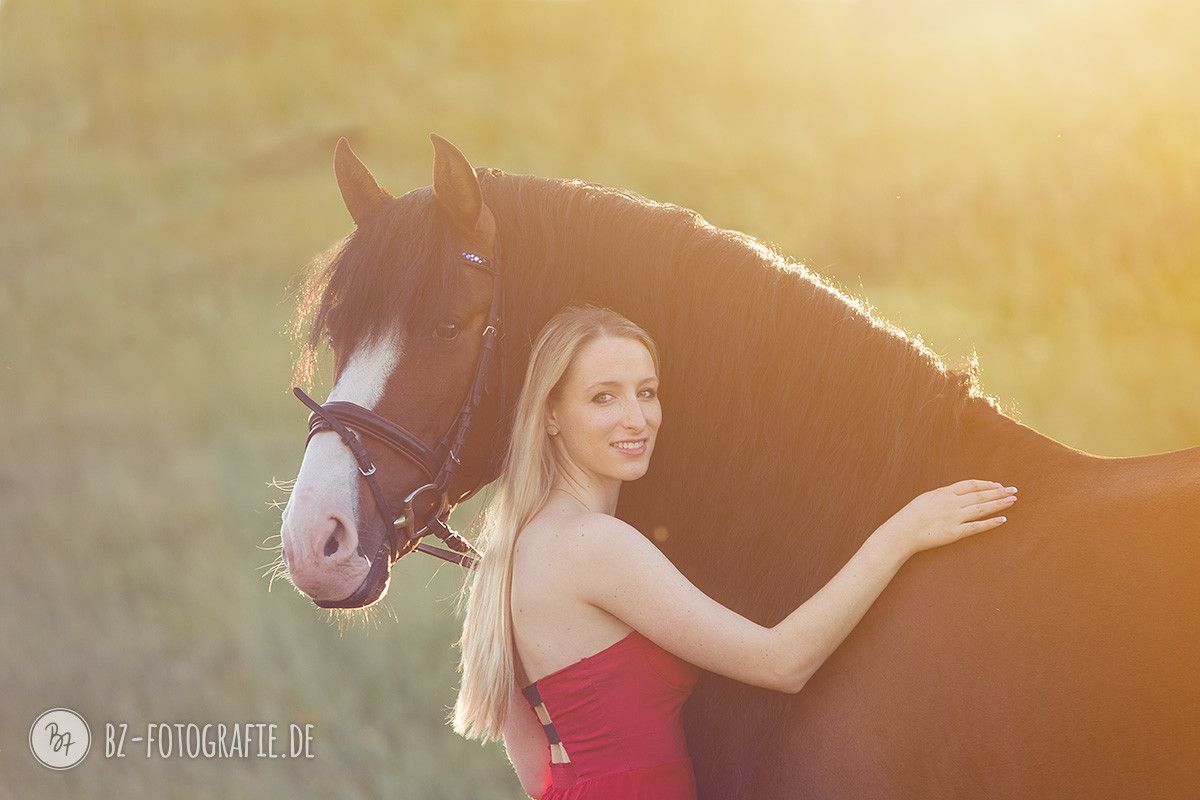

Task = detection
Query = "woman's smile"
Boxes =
[611,438,648,455]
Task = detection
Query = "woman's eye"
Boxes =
[435,320,460,340]
[593,389,657,403]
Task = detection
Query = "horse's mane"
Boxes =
[474,167,1000,588]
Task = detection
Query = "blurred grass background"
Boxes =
[2,0,1197,797]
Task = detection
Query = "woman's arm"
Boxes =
[502,680,552,799]
[573,480,1015,694]
[768,529,908,692]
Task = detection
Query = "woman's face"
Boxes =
[546,336,661,483]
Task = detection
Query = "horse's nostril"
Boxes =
[323,532,340,557]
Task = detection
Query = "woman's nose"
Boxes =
[621,398,647,429]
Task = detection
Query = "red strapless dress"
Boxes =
[520,629,701,799]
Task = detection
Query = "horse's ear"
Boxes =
[430,133,484,234]
[334,137,393,226]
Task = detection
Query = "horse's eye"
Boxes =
[436,320,460,340]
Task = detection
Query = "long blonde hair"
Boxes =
[448,303,660,743]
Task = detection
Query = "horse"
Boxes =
[278,134,1200,798]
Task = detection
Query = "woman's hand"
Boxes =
[876,480,1017,559]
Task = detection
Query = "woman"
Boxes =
[450,305,1017,799]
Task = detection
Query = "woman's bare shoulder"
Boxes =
[512,510,643,613]
[514,505,596,558]
[511,507,642,616]
[511,510,636,681]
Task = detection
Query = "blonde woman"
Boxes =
[450,304,1017,799]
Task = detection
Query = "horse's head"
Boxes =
[281,134,506,608]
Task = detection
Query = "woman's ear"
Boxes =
[544,407,560,437]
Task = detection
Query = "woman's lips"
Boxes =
[610,439,647,456]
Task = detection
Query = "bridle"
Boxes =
[291,244,506,606]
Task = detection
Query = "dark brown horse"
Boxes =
[280,134,1200,798]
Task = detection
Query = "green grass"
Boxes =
[2,1,1197,797]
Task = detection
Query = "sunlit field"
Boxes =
[2,1,1197,797]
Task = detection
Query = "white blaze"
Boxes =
[282,331,404,565]
[325,333,403,408]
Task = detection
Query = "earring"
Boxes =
[547,426,559,436]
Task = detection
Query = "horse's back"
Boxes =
[743,447,1200,799]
